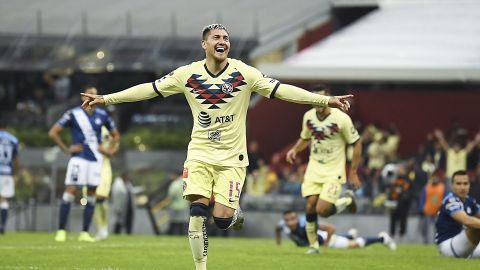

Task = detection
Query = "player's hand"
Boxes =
[98,145,114,157]
[348,171,361,190]
[286,149,297,164]
[328,95,353,112]
[69,144,83,154]
[81,93,105,111]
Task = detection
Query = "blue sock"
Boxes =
[0,209,7,228]
[59,201,71,230]
[82,202,95,232]
[365,237,383,246]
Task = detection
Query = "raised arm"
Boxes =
[465,132,480,154]
[286,138,310,164]
[81,83,158,111]
[433,129,449,152]
[275,84,352,112]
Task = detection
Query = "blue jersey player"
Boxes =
[276,210,396,251]
[0,117,19,234]
[435,170,480,258]
[49,86,120,242]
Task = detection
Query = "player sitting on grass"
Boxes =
[435,170,480,258]
[276,210,396,250]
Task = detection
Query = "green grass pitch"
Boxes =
[0,233,477,269]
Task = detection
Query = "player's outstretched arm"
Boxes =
[275,84,353,111]
[433,129,449,151]
[81,83,159,111]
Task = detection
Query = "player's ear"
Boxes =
[201,40,206,49]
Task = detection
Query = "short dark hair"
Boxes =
[310,83,330,95]
[81,85,97,93]
[283,210,295,216]
[202,24,229,40]
[451,170,468,183]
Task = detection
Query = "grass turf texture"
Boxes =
[0,233,477,270]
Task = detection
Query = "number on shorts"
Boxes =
[229,180,241,198]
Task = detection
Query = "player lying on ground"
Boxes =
[276,210,396,250]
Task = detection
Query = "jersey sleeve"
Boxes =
[245,65,280,99]
[152,67,187,97]
[300,113,312,140]
[57,110,72,127]
[104,113,116,131]
[445,197,464,215]
[341,113,360,144]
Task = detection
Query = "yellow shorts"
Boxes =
[95,158,112,198]
[182,160,246,209]
[301,181,342,204]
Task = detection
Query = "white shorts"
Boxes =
[65,157,102,187]
[438,230,478,258]
[0,175,14,198]
[328,234,350,249]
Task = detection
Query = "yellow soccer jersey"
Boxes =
[101,126,112,162]
[152,58,279,167]
[300,108,360,183]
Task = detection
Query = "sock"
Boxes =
[334,197,352,214]
[189,203,209,270]
[0,201,8,229]
[305,213,319,249]
[94,200,108,230]
[189,216,208,270]
[58,201,71,230]
[82,196,96,232]
[364,237,383,247]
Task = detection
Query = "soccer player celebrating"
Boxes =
[286,85,362,254]
[49,86,120,242]
[80,24,352,270]
[276,210,396,250]
[94,126,120,240]
[0,117,19,234]
[435,170,480,258]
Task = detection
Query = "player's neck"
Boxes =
[205,58,228,75]
[316,109,331,121]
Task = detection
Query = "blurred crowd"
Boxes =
[244,123,480,211]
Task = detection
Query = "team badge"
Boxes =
[95,118,102,125]
[221,83,233,94]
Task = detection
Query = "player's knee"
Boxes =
[190,203,209,217]
[316,205,332,217]
[62,192,75,203]
[213,216,233,230]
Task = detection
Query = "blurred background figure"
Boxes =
[112,173,135,235]
[155,175,189,235]
[0,117,19,234]
[385,164,412,243]
[418,169,447,244]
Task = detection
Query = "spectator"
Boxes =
[112,173,135,234]
[385,165,413,243]
[418,170,447,244]
[247,140,264,173]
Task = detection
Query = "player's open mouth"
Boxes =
[215,47,225,53]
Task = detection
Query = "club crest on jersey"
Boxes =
[198,111,211,128]
[221,83,233,94]
[208,130,221,141]
[95,118,102,125]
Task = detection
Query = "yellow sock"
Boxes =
[305,221,319,249]
[188,216,208,270]
[94,202,108,229]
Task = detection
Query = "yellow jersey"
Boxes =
[300,108,360,183]
[446,148,467,179]
[152,58,279,167]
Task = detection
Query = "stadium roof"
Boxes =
[259,1,480,82]
[0,0,328,39]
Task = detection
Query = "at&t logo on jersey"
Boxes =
[198,112,211,128]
